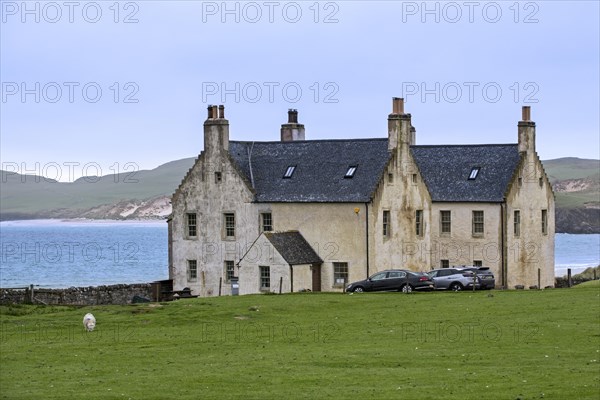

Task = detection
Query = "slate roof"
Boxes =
[263,231,323,265]
[229,139,390,202]
[410,144,521,202]
[227,139,521,204]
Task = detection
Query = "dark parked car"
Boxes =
[456,266,496,289]
[428,268,480,291]
[346,269,434,293]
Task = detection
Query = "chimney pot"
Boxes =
[207,105,213,119]
[392,97,404,114]
[218,105,225,119]
[288,109,298,124]
[211,105,218,119]
[522,106,531,121]
[281,109,305,141]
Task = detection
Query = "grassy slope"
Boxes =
[543,158,599,209]
[542,158,600,182]
[1,289,599,399]
[0,158,196,214]
[575,280,600,288]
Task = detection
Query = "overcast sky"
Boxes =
[1,0,598,181]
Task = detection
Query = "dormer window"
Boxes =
[283,166,296,178]
[468,167,480,180]
[344,166,357,178]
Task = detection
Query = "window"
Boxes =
[215,171,222,183]
[412,173,417,183]
[440,259,450,268]
[518,177,523,187]
[260,266,270,290]
[440,210,451,234]
[187,260,197,281]
[186,213,197,238]
[388,271,406,279]
[345,166,357,178]
[473,260,483,267]
[472,211,484,236]
[333,262,349,287]
[370,272,387,281]
[539,177,543,188]
[468,167,480,180]
[388,173,394,183]
[225,260,235,283]
[437,269,453,276]
[283,166,296,178]
[223,213,235,238]
[514,210,521,237]
[541,209,548,235]
[260,212,273,232]
[383,210,390,237]
[415,210,423,236]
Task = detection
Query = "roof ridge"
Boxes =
[231,138,388,145]
[412,143,517,148]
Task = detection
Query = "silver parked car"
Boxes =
[456,266,496,289]
[428,268,480,291]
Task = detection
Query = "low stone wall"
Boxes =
[554,277,597,288]
[0,284,153,306]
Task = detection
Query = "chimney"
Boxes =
[518,106,535,153]
[388,97,412,151]
[204,104,229,154]
[281,109,305,142]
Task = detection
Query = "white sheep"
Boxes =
[83,313,96,332]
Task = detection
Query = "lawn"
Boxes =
[1,288,599,399]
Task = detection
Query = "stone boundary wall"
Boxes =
[0,284,153,305]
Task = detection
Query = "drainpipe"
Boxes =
[365,202,370,278]
[501,203,507,289]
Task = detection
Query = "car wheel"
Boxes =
[353,287,364,293]
[450,283,463,292]
[401,284,413,293]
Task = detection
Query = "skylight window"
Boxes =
[468,167,480,180]
[345,166,357,178]
[283,166,296,178]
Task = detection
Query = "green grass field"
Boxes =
[1,289,599,399]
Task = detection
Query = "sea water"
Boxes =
[0,220,168,288]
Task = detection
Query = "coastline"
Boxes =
[0,218,167,227]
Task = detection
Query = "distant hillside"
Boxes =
[1,156,598,232]
[543,158,600,182]
[0,158,196,220]
[542,157,599,234]
[543,158,600,211]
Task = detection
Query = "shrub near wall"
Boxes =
[0,284,153,306]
